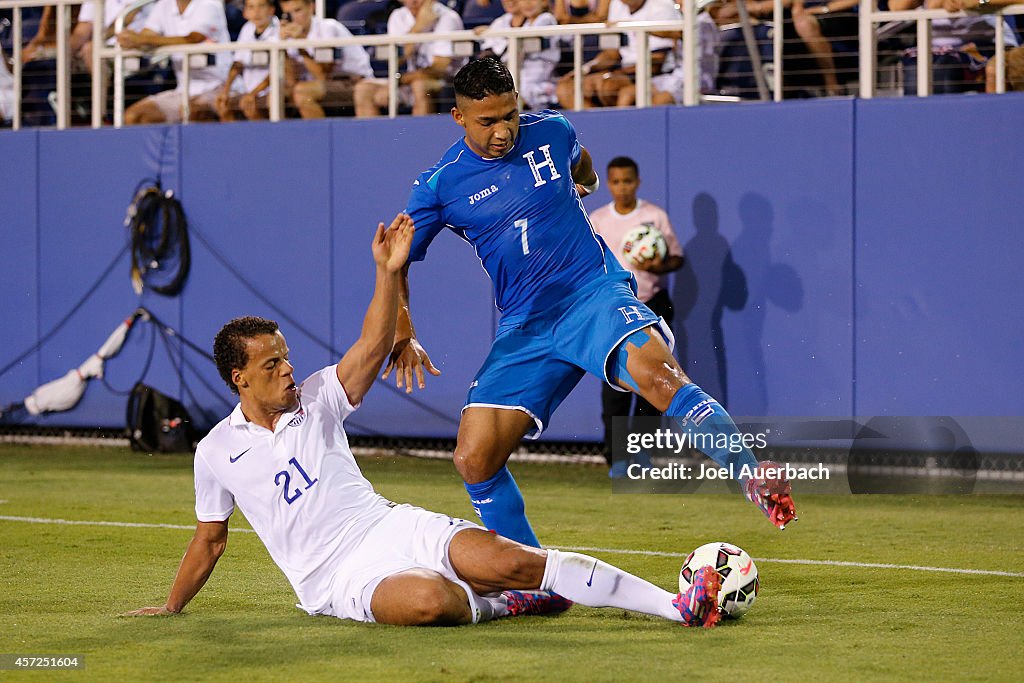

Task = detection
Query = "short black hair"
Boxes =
[607,156,639,175]
[453,57,515,101]
[213,316,280,394]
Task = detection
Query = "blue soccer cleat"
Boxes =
[673,565,722,628]
[502,590,573,617]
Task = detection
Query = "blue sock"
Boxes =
[667,384,759,478]
[464,466,541,547]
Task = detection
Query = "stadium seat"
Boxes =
[1,7,44,53]
[225,2,245,41]
[336,0,395,36]
[715,23,774,100]
[461,0,504,30]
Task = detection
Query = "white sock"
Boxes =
[463,587,510,623]
[540,549,682,622]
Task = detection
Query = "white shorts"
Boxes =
[361,77,417,109]
[327,504,483,623]
[144,88,219,123]
[652,73,683,104]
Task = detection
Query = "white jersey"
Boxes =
[285,17,374,80]
[608,0,680,70]
[233,18,279,93]
[0,53,13,122]
[387,3,465,73]
[193,366,394,614]
[480,12,559,109]
[78,0,151,44]
[142,0,232,96]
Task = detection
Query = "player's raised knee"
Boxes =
[453,443,503,484]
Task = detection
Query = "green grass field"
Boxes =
[2,444,1023,682]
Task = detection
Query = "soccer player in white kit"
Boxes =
[124,213,723,627]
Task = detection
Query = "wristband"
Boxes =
[579,176,600,195]
[570,4,589,16]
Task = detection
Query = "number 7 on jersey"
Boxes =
[516,218,530,255]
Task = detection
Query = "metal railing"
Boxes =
[859,1,1024,98]
[3,0,1022,130]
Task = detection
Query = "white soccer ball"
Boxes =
[679,542,759,618]
[620,223,667,267]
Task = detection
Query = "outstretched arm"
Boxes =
[123,520,228,616]
[336,214,416,405]
[381,264,441,393]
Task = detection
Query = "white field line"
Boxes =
[557,544,1024,578]
[2,514,1022,579]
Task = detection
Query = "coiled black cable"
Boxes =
[126,183,190,296]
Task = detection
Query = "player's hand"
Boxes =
[121,605,177,616]
[382,337,440,393]
[633,253,663,272]
[744,460,798,530]
[372,213,415,274]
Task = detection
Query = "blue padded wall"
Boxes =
[35,126,183,426]
[667,100,855,418]
[0,131,40,402]
[2,96,1022,451]
[178,120,336,421]
[854,95,1024,421]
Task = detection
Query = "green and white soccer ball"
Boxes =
[620,222,667,267]
[679,541,760,618]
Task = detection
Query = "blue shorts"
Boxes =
[465,273,670,438]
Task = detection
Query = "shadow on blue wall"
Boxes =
[729,193,805,415]
[674,192,748,409]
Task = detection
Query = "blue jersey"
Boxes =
[406,110,620,324]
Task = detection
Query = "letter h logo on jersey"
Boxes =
[618,305,645,324]
[522,145,562,188]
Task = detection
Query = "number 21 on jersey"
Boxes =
[275,457,318,505]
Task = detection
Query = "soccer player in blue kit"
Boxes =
[386,58,797,553]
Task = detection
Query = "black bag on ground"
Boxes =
[126,382,197,453]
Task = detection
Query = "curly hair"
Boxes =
[213,316,280,394]
[453,57,515,101]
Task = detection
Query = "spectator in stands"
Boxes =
[279,0,373,118]
[790,0,859,96]
[556,0,714,107]
[987,45,1024,91]
[1,45,13,125]
[18,2,149,126]
[714,0,859,97]
[891,0,1019,95]
[20,6,59,63]
[74,0,151,74]
[117,0,234,124]
[215,0,279,121]
[588,156,683,475]
[945,0,1024,94]
[353,0,465,116]
[553,0,612,23]
[477,0,560,109]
